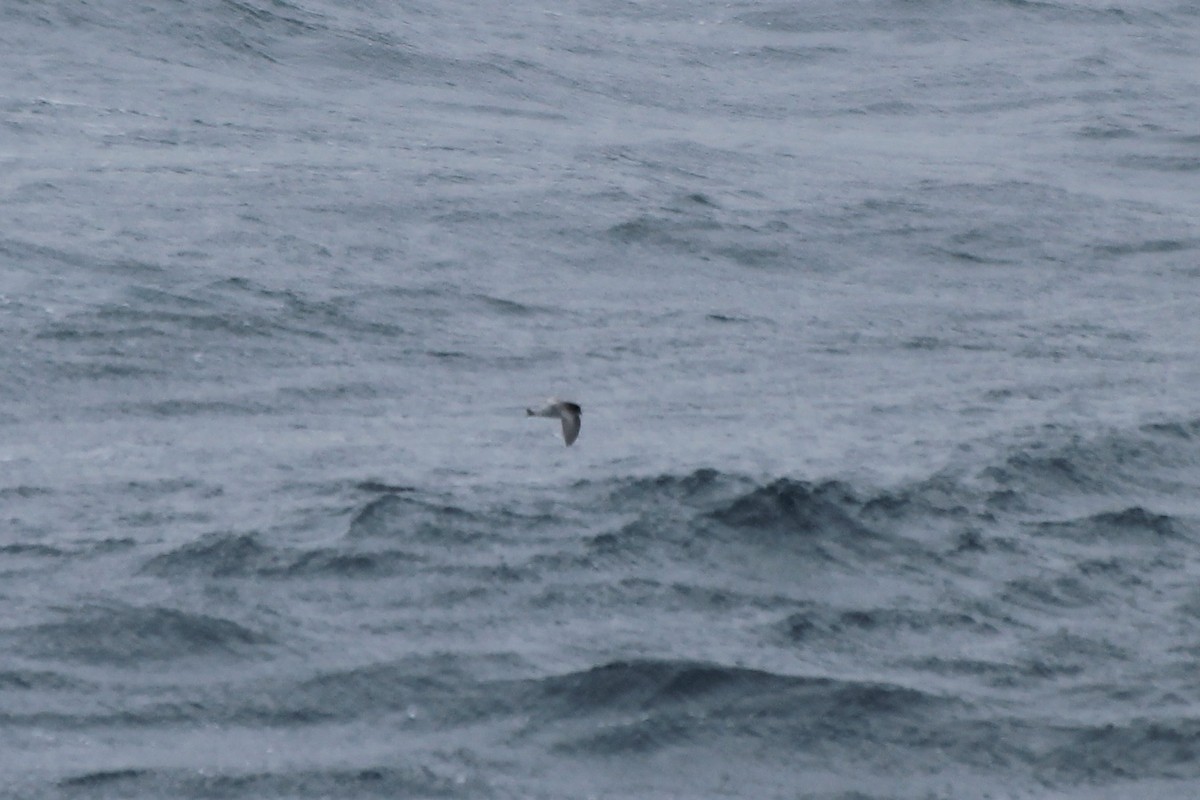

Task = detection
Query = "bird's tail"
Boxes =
[525,408,535,416]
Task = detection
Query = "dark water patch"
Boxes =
[605,213,722,253]
[584,519,664,565]
[123,284,210,310]
[949,527,992,554]
[978,0,1148,25]
[590,468,1000,566]
[275,380,380,404]
[1075,556,1137,582]
[900,335,997,354]
[276,657,499,725]
[683,191,718,207]
[141,532,276,578]
[1033,506,1185,542]
[753,44,846,64]
[609,578,793,614]
[35,321,172,342]
[118,477,212,499]
[356,481,417,494]
[1001,571,1107,612]
[120,397,276,418]
[0,542,67,557]
[1141,418,1200,439]
[153,0,324,66]
[460,102,568,122]
[321,24,523,88]
[715,243,788,267]
[1,536,135,562]
[523,658,956,754]
[607,216,677,244]
[1037,718,1200,783]
[1076,123,1138,140]
[983,450,1112,496]
[901,655,1017,680]
[434,561,530,587]
[1119,155,1200,173]
[349,494,426,537]
[0,485,53,500]
[57,763,481,799]
[858,473,980,525]
[92,304,332,341]
[199,764,485,799]
[529,659,810,716]
[120,508,213,531]
[1023,629,1132,676]
[281,547,421,578]
[1094,238,1194,257]
[59,768,149,788]
[0,238,165,279]
[0,668,87,691]
[982,421,1200,503]
[346,494,487,543]
[781,604,998,644]
[254,656,947,743]
[599,467,743,507]
[539,658,949,719]
[199,284,411,342]
[14,605,271,664]
[709,479,865,535]
[603,193,792,268]
[555,714,693,755]
[50,360,167,381]
[141,532,422,580]
[88,537,139,554]
[706,479,912,565]
[470,292,551,317]
[932,246,1015,265]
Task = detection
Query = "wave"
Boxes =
[981,418,1200,501]
[129,413,1200,599]
[1033,506,1185,542]
[516,658,957,755]
[140,532,423,580]
[6,0,325,67]
[346,494,484,542]
[709,478,873,536]
[0,542,68,558]
[57,763,487,798]
[580,467,981,572]
[1035,717,1200,784]
[326,413,1200,573]
[781,604,998,644]
[599,466,744,504]
[346,491,548,545]
[0,668,90,692]
[279,658,481,723]
[12,604,270,665]
[141,533,274,578]
[252,655,956,755]
[516,659,1200,781]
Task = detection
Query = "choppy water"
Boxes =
[4,1,1200,798]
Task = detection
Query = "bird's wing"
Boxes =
[560,412,581,446]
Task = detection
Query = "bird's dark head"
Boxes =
[563,402,581,415]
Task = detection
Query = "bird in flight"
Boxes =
[526,398,582,446]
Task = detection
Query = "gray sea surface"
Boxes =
[3,1,1200,798]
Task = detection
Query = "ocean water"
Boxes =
[3,1,1200,797]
